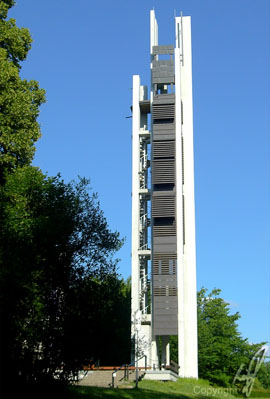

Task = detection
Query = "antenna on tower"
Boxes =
[180,10,184,66]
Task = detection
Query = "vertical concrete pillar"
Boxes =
[166,339,170,366]
[151,336,159,369]
[161,336,170,367]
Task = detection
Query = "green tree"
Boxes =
[0,167,123,392]
[159,288,268,392]
[197,287,261,386]
[169,335,178,364]
[257,362,270,389]
[0,3,130,395]
[0,0,45,182]
[63,275,131,368]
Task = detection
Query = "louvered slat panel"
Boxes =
[183,194,185,245]
[153,267,176,275]
[153,222,176,237]
[153,217,176,237]
[153,266,177,275]
[152,104,175,120]
[153,254,177,275]
[152,160,175,184]
[153,253,177,261]
[182,136,184,185]
[152,141,175,159]
[152,45,174,55]
[153,265,177,274]
[152,195,175,217]
[153,287,177,296]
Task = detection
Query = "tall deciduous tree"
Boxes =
[0,168,123,391]
[0,3,129,396]
[258,362,270,389]
[0,0,45,181]
[197,287,260,386]
[169,288,265,388]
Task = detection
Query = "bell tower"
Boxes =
[131,10,198,378]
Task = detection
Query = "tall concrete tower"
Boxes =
[131,10,198,379]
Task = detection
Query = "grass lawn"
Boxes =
[68,378,239,399]
[249,388,270,398]
[68,378,270,399]
[4,378,269,398]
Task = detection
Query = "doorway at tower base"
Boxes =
[143,369,178,381]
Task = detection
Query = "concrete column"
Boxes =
[131,75,141,327]
[161,336,170,367]
[166,339,170,366]
[175,45,185,377]
[150,10,159,373]
[151,336,159,369]
[175,15,198,379]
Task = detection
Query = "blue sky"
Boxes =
[10,0,269,345]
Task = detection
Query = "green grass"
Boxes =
[3,377,269,398]
[5,378,268,399]
[68,378,239,399]
[249,388,270,398]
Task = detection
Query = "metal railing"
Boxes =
[141,303,151,315]
[165,360,180,374]
[138,243,149,251]
[111,355,147,388]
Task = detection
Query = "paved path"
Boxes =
[77,369,144,388]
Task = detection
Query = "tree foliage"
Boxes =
[169,288,267,388]
[197,287,263,386]
[0,5,130,394]
[0,0,45,181]
[0,167,126,391]
[257,362,270,389]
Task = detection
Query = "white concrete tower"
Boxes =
[175,14,198,379]
[131,77,152,368]
[131,10,198,379]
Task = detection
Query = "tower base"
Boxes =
[143,369,178,381]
